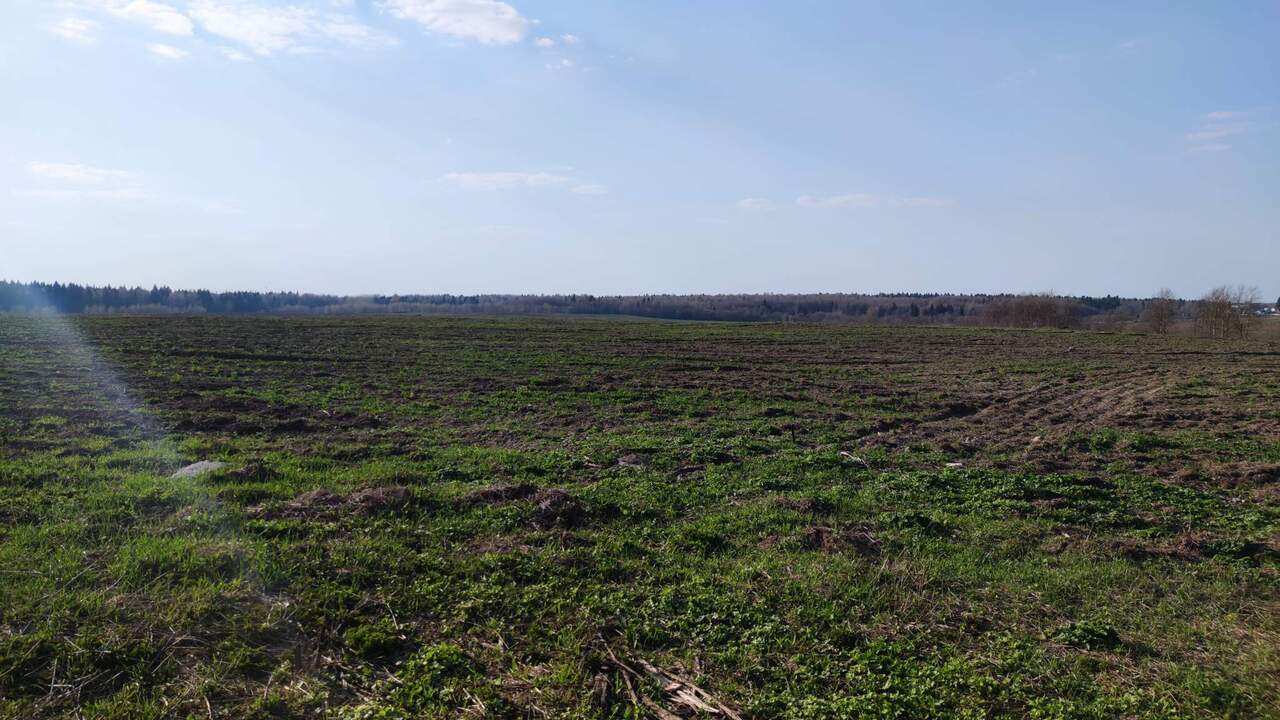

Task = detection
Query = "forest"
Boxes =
[0,280,1228,326]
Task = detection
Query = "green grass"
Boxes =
[0,314,1277,718]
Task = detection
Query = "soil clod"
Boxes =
[532,489,583,529]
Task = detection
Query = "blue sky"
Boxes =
[2,1,1277,298]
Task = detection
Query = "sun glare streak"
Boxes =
[30,311,164,438]
[20,288,184,473]
[21,294,281,599]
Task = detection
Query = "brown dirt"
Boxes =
[9,317,1278,488]
[1206,462,1280,489]
[774,496,831,515]
[864,361,1280,479]
[1107,534,1209,562]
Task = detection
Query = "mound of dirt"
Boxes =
[252,486,410,520]
[1108,535,1207,562]
[532,489,584,530]
[458,484,589,529]
[220,460,276,482]
[1106,533,1280,563]
[283,488,344,514]
[616,452,652,468]
[349,486,411,516]
[463,483,539,506]
[801,526,881,556]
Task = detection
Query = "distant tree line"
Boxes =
[2,281,1274,337]
[0,282,342,315]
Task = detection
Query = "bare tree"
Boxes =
[1145,288,1177,335]
[1196,285,1260,339]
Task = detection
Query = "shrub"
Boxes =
[1144,288,1177,334]
[1196,285,1260,339]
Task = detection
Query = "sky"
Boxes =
[1,1,1277,299]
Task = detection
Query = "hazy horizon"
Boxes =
[3,1,1278,299]
[5,278,1276,304]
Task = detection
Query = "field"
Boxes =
[1,315,1278,719]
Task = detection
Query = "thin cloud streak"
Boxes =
[56,0,571,62]
[444,172,608,195]
[796,193,953,209]
[443,171,571,190]
[1185,111,1251,154]
[28,162,134,184]
[737,197,776,211]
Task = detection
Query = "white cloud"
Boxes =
[798,193,879,209]
[88,187,152,201]
[49,17,100,44]
[117,0,192,35]
[534,36,555,48]
[23,162,148,201]
[737,197,776,211]
[221,46,251,62]
[1184,128,1241,142]
[1189,143,1231,154]
[92,0,195,35]
[188,1,312,54]
[21,161,240,209]
[187,1,391,56]
[1185,111,1250,153]
[199,198,245,214]
[14,188,149,201]
[148,42,190,59]
[996,67,1038,89]
[444,171,571,190]
[560,33,579,44]
[1113,39,1140,54]
[382,0,532,45]
[444,172,608,195]
[796,193,951,209]
[321,16,400,48]
[64,0,511,60]
[28,162,134,184]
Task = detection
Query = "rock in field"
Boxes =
[171,460,227,478]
